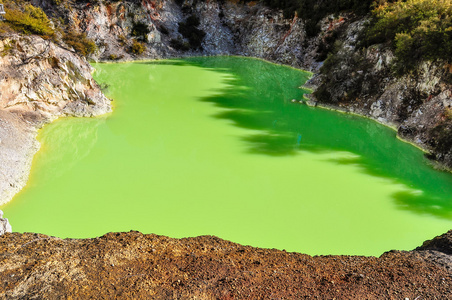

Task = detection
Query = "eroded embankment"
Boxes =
[0,35,111,207]
[0,230,451,299]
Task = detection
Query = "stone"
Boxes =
[0,210,11,235]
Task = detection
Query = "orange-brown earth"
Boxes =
[1,230,451,299]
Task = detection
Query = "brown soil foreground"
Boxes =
[1,231,451,299]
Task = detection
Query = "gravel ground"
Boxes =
[0,230,451,299]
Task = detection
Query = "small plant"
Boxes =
[63,30,97,57]
[117,34,127,46]
[130,39,145,55]
[5,4,54,38]
[1,40,13,57]
[445,108,452,120]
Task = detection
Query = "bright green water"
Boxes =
[2,57,452,256]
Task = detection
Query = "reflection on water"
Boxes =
[33,117,107,183]
[2,57,451,256]
[182,57,452,220]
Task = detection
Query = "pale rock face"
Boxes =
[0,35,111,205]
[0,210,12,235]
[36,0,319,70]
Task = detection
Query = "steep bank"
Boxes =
[0,34,111,205]
[310,18,452,170]
[1,230,451,299]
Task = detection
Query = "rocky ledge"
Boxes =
[0,230,451,299]
[0,34,111,205]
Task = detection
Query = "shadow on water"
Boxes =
[140,57,452,220]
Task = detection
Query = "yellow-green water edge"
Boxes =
[2,57,452,256]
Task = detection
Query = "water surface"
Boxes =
[2,57,452,256]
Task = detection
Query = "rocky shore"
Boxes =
[0,35,111,206]
[0,230,451,299]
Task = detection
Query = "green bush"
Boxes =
[5,4,54,37]
[366,0,452,73]
[130,39,145,55]
[63,31,97,56]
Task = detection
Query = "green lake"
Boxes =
[2,57,452,256]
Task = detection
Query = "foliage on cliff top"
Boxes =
[365,0,452,73]
[0,0,98,57]
[1,1,54,38]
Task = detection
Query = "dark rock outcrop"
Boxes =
[418,230,452,255]
[309,18,452,170]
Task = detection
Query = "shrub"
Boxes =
[1,40,14,57]
[5,4,54,37]
[63,30,97,56]
[365,0,452,73]
[117,34,127,46]
[130,39,145,55]
[263,0,374,36]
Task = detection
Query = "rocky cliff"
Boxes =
[0,34,111,206]
[310,18,452,170]
[33,0,318,69]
